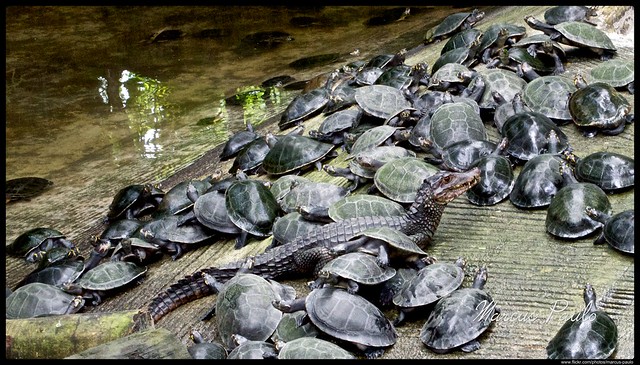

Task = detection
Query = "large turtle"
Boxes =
[546,284,618,359]
[572,151,634,192]
[262,134,336,176]
[6,282,85,319]
[419,265,498,353]
[543,5,598,25]
[588,58,634,94]
[5,176,53,203]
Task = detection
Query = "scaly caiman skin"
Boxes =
[145,168,481,322]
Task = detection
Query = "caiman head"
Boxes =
[424,167,481,205]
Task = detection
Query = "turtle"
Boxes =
[6,282,85,319]
[270,212,324,249]
[377,267,419,308]
[272,286,398,359]
[523,16,616,60]
[419,265,498,353]
[176,185,241,236]
[107,183,164,221]
[225,178,280,249]
[62,261,147,306]
[427,62,477,94]
[424,9,485,44]
[327,194,406,222]
[585,208,634,255]
[469,68,527,112]
[219,121,260,161]
[270,174,310,202]
[354,84,414,121]
[365,7,411,27]
[278,180,349,221]
[139,215,217,259]
[262,134,336,176]
[205,272,296,350]
[109,237,162,264]
[187,330,228,359]
[545,162,613,239]
[226,334,277,359]
[279,87,330,130]
[476,23,527,64]
[392,257,466,326]
[241,30,293,50]
[365,49,407,69]
[323,145,416,191]
[509,129,568,209]
[270,310,320,343]
[466,137,515,206]
[288,52,344,70]
[522,75,577,124]
[353,66,385,86]
[15,252,85,290]
[346,125,408,156]
[543,6,598,25]
[7,227,76,263]
[309,252,397,294]
[573,151,634,192]
[228,136,271,175]
[568,74,634,137]
[85,218,144,270]
[270,337,356,359]
[510,34,567,75]
[488,47,558,78]
[372,157,440,204]
[588,59,634,94]
[546,283,618,359]
[500,96,571,162]
[307,107,362,145]
[5,176,53,203]
[431,44,479,74]
[152,178,210,218]
[440,28,483,55]
[425,138,498,172]
[428,101,487,151]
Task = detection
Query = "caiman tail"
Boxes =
[145,168,481,323]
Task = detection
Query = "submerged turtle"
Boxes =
[420,265,498,353]
[586,208,634,255]
[6,176,53,203]
[547,284,618,359]
[524,16,616,60]
[424,9,485,44]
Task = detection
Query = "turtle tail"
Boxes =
[146,267,241,322]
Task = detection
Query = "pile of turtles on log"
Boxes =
[7,6,633,359]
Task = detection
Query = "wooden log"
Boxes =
[65,328,191,359]
[5,309,153,359]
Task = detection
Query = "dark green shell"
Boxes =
[262,134,334,175]
[574,151,634,191]
[430,102,487,150]
[393,261,464,308]
[76,261,147,291]
[373,157,440,203]
[276,337,356,359]
[328,194,405,221]
[225,179,279,237]
[523,75,576,122]
[6,282,85,319]
[546,183,612,239]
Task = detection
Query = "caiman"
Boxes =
[145,168,481,322]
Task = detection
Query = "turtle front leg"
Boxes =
[460,339,481,352]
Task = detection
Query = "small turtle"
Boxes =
[188,330,228,359]
[509,130,567,209]
[139,215,216,259]
[469,68,527,112]
[6,282,85,319]
[63,261,147,306]
[107,183,164,221]
[544,6,598,25]
[546,284,618,359]
[346,124,408,156]
[489,47,557,78]
[85,218,144,270]
[279,87,330,130]
[176,184,241,236]
[420,265,498,353]
[206,273,296,350]
[15,252,85,290]
[152,179,210,218]
[466,137,515,206]
[522,75,576,124]
[426,139,498,173]
[307,107,362,145]
[424,9,485,44]
[431,44,479,74]
[270,310,320,343]
[476,23,527,64]
[225,178,280,249]
[226,334,277,359]
[270,174,310,202]
[309,252,396,294]
[278,180,348,221]
[440,28,483,55]
[327,194,406,222]
[511,34,566,75]
[220,121,260,161]
[545,162,612,239]
[588,59,634,94]
[373,157,440,203]
[427,62,477,94]
[262,134,336,175]
[524,16,616,60]
[271,336,356,359]
[568,74,633,137]
[354,84,414,121]
[228,136,271,175]
[270,212,324,248]
[273,286,398,359]
[7,227,75,263]
[110,237,162,264]
[573,151,634,192]
[5,176,53,203]
[586,208,634,255]
[392,257,466,326]
[377,267,419,308]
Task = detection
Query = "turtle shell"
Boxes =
[328,194,406,221]
[308,108,362,144]
[220,123,259,161]
[262,134,334,175]
[354,84,412,120]
[440,28,483,55]
[279,87,330,130]
[569,82,631,132]
[6,282,85,319]
[373,157,440,203]
[16,257,85,289]
[227,336,277,359]
[5,176,53,203]
[425,9,484,44]
[472,68,527,110]
[466,153,514,206]
[554,21,616,52]
[7,227,74,262]
[276,337,355,359]
[348,226,427,257]
[433,139,498,172]
[348,125,399,155]
[350,145,416,179]
[430,102,487,151]
[523,75,576,123]
[76,261,146,291]
[501,111,570,161]
[318,252,397,286]
[304,287,398,349]
[574,151,634,191]
[545,182,612,239]
[192,190,241,234]
[270,175,310,202]
[279,180,348,215]
[188,331,227,359]
[509,154,564,209]
[270,310,320,343]
[432,47,475,74]
[588,59,634,90]
[587,208,634,255]
[229,137,270,175]
[225,179,279,238]
[544,6,597,25]
[393,260,465,309]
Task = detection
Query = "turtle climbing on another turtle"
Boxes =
[424,9,485,44]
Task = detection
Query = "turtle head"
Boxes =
[583,283,598,312]
[472,265,488,289]
[429,167,481,205]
